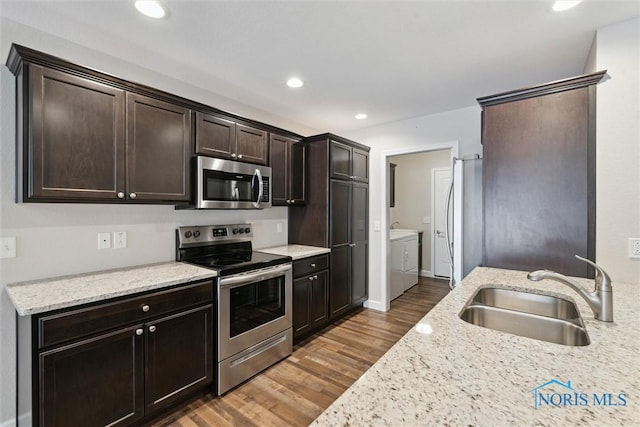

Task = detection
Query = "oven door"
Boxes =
[218,263,292,360]
[197,157,271,209]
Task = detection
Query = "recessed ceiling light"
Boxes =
[355,113,368,120]
[286,78,304,88]
[552,1,582,12]
[134,0,168,19]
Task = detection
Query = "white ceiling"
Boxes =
[1,0,639,134]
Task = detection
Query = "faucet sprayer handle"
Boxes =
[574,255,612,291]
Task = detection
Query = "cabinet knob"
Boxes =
[231,153,237,158]
[310,263,316,268]
[313,275,318,280]
[290,200,295,204]
[349,243,356,247]
[350,175,356,179]
[135,328,143,336]
[117,192,125,199]
[237,154,243,159]
[286,200,290,204]
[148,325,156,333]
[129,192,137,200]
[141,304,150,312]
[308,276,314,281]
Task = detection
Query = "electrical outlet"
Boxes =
[629,238,640,259]
[98,232,111,249]
[423,217,431,224]
[114,231,127,249]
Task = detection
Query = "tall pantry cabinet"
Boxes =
[289,134,370,319]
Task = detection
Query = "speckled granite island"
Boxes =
[312,267,640,426]
[6,261,217,315]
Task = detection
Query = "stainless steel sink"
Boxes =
[459,287,590,346]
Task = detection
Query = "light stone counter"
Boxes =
[6,262,217,316]
[259,244,330,260]
[312,267,640,426]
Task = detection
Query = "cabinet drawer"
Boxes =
[38,280,213,349]
[293,254,329,278]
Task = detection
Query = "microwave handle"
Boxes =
[253,169,263,208]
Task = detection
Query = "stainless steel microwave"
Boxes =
[195,157,271,209]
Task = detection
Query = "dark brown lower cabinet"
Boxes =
[27,281,213,426]
[292,255,329,341]
[40,326,144,427]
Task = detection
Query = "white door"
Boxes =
[433,168,451,278]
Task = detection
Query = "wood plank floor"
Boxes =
[152,277,450,427]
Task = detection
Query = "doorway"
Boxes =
[377,141,462,312]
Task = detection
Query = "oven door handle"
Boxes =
[252,168,263,208]
[219,263,291,288]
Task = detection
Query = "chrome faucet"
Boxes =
[390,221,400,229]
[527,255,613,322]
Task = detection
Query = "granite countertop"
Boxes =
[312,267,640,426]
[6,262,217,316]
[259,244,330,260]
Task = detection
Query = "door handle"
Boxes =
[436,230,445,237]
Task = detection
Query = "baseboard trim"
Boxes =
[363,299,387,312]
[419,270,434,278]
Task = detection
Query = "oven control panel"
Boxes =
[177,224,253,248]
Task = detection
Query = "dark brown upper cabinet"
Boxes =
[8,44,302,204]
[10,50,191,204]
[126,93,191,202]
[195,112,268,165]
[330,140,369,182]
[478,70,606,278]
[21,65,127,201]
[269,133,306,206]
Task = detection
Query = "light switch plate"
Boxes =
[276,223,283,233]
[423,217,431,224]
[0,237,17,258]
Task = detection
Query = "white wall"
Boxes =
[344,106,483,310]
[594,17,640,285]
[0,19,313,426]
[390,150,451,274]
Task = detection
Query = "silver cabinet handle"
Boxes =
[135,329,143,336]
[141,304,150,312]
[117,192,125,199]
[308,276,314,281]
[313,275,318,280]
[290,200,295,204]
[148,325,156,333]
[350,175,356,179]
[231,153,237,158]
[286,200,291,204]
[129,192,137,200]
[237,154,243,159]
[310,263,316,268]
[349,243,356,247]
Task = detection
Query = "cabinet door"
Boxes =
[195,112,236,159]
[330,140,352,180]
[292,276,311,337]
[289,142,307,204]
[330,246,351,319]
[39,326,144,427]
[330,179,351,247]
[236,124,268,165]
[483,88,593,277]
[310,270,329,328]
[27,65,125,201]
[351,183,368,243]
[269,134,289,205]
[352,148,369,182]
[351,242,368,306]
[126,93,191,202]
[389,163,396,207]
[145,305,213,414]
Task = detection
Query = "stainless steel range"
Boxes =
[176,224,292,395]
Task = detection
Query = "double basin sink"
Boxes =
[459,287,590,346]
